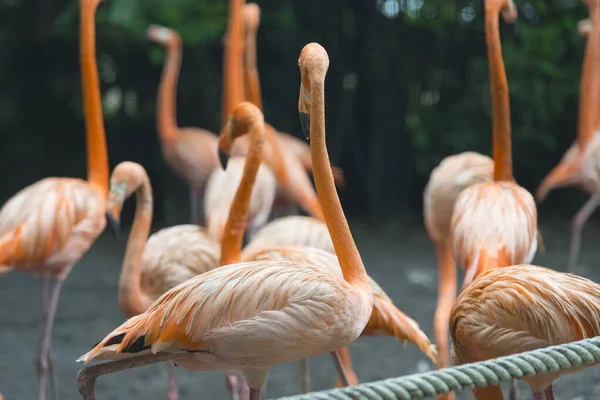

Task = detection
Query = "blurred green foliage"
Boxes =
[0,0,592,223]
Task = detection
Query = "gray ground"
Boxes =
[1,217,600,400]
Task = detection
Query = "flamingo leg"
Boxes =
[543,385,555,400]
[433,242,456,370]
[166,362,178,400]
[330,351,350,387]
[568,195,598,273]
[532,392,543,400]
[508,380,518,400]
[38,279,63,400]
[299,359,310,393]
[40,275,58,400]
[226,372,241,400]
[248,388,262,400]
[189,187,200,225]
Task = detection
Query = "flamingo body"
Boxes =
[160,128,220,193]
[451,180,538,284]
[0,177,105,276]
[451,264,600,394]
[204,156,276,241]
[424,152,494,244]
[80,260,372,386]
[247,245,437,362]
[242,216,334,259]
[140,225,221,302]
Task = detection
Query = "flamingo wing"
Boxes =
[80,260,359,365]
[451,265,600,387]
[242,216,334,259]
[246,246,437,364]
[141,224,221,298]
[451,181,537,273]
[204,157,276,240]
[0,177,105,271]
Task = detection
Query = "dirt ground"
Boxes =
[1,217,600,399]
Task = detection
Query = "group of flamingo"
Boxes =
[2,0,600,400]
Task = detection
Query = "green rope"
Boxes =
[273,336,600,400]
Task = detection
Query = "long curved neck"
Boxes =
[222,0,246,127]
[118,178,154,317]
[80,2,109,198]
[244,23,262,109]
[578,6,600,150]
[220,120,264,265]
[157,41,181,144]
[485,5,512,181]
[309,78,367,284]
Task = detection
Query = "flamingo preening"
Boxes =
[77,43,373,400]
[0,0,109,398]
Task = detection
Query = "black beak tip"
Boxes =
[299,112,310,141]
[219,148,229,170]
[105,213,120,238]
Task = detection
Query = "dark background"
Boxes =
[0,0,592,226]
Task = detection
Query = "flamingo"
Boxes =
[104,161,221,400]
[450,264,600,400]
[239,3,327,222]
[77,43,373,400]
[0,0,109,397]
[535,9,600,274]
[449,0,537,398]
[147,25,219,226]
[203,0,279,243]
[214,102,436,396]
[423,152,493,372]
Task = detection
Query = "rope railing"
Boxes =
[272,336,600,400]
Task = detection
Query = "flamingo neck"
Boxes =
[577,6,600,151]
[485,6,513,181]
[80,2,109,198]
[220,116,265,265]
[222,0,246,127]
[244,20,263,109]
[309,78,367,284]
[118,177,153,317]
[157,41,181,144]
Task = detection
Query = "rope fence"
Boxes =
[272,336,600,400]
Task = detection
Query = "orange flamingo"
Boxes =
[147,25,219,226]
[424,152,493,372]
[203,0,279,242]
[104,161,221,400]
[239,3,327,222]
[214,93,436,396]
[448,0,537,399]
[0,0,109,398]
[451,264,600,400]
[535,10,600,274]
[77,43,373,400]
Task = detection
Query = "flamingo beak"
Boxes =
[219,148,230,170]
[105,213,120,238]
[299,112,310,140]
